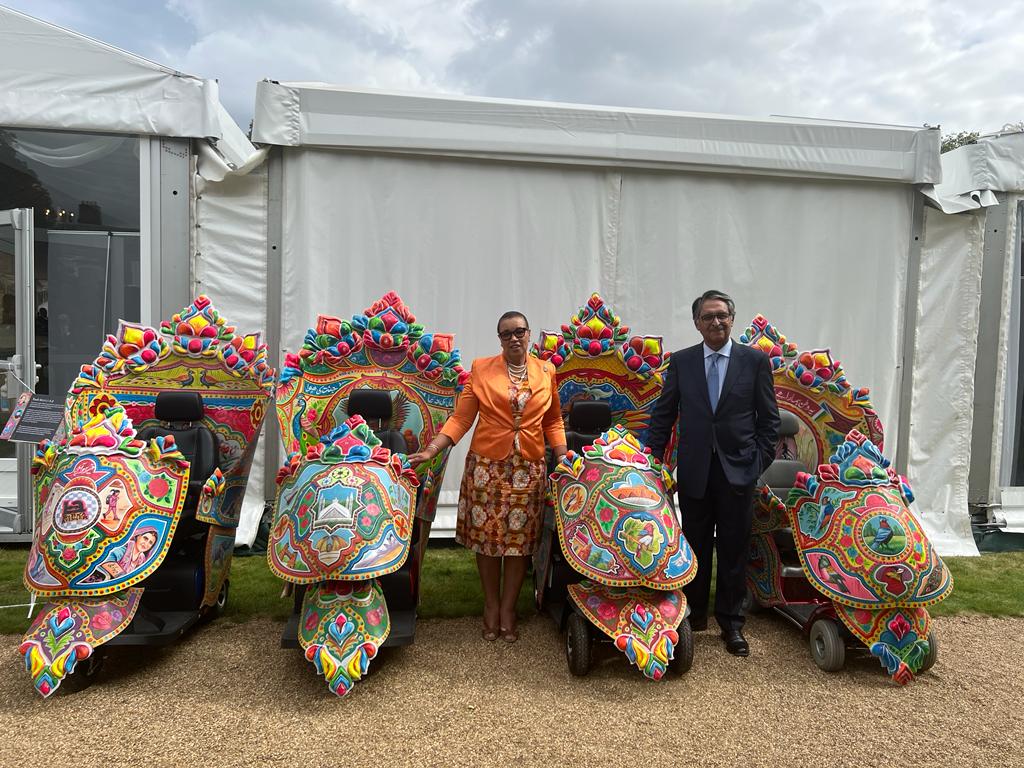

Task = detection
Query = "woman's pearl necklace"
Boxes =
[506,360,527,385]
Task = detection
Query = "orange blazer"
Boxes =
[440,354,567,461]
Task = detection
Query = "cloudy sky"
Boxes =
[6,0,1022,134]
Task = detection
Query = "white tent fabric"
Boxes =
[270,150,942,544]
[907,207,985,555]
[0,5,219,138]
[193,165,270,545]
[252,82,941,183]
[197,104,270,183]
[923,132,1024,213]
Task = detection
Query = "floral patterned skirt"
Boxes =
[455,450,547,557]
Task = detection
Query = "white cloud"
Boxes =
[3,0,1022,133]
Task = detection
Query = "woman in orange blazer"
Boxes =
[410,311,566,642]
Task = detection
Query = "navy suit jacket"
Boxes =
[647,341,780,498]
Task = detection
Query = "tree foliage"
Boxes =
[941,131,979,153]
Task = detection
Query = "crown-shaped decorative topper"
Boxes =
[276,415,420,487]
[791,430,912,503]
[73,296,274,393]
[32,406,187,475]
[739,315,798,371]
[554,424,672,488]
[740,315,871,401]
[281,292,468,388]
[533,293,668,379]
[352,291,424,350]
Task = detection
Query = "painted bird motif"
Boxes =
[870,518,894,550]
[817,555,850,592]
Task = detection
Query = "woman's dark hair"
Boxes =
[496,311,529,332]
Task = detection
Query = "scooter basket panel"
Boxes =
[68,295,274,529]
[275,291,467,522]
[833,602,933,685]
[568,580,686,680]
[20,588,143,698]
[552,425,696,590]
[787,430,953,611]
[532,293,670,448]
[270,416,420,584]
[25,408,190,598]
[299,580,390,697]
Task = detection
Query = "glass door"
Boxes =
[0,208,35,538]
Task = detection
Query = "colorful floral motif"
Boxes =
[20,589,142,697]
[270,416,419,584]
[552,425,695,590]
[298,580,390,697]
[531,293,669,447]
[275,292,466,522]
[568,581,685,680]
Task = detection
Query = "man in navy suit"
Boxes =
[647,290,779,657]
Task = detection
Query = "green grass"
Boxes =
[0,546,1021,635]
[0,543,535,635]
[930,551,1024,617]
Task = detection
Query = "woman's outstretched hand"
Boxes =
[407,450,433,468]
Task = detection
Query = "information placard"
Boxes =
[2,393,65,443]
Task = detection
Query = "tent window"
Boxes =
[0,128,141,405]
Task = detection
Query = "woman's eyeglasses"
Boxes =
[498,327,530,341]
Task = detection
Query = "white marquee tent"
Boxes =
[220,80,983,555]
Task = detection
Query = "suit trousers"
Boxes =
[679,453,755,632]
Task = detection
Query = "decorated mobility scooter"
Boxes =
[741,316,952,683]
[21,296,273,696]
[270,292,467,695]
[532,294,696,678]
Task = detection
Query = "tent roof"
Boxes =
[0,5,220,138]
[923,131,1024,213]
[252,81,940,183]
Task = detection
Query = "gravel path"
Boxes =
[1,613,1020,767]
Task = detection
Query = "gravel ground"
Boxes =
[1,613,1020,767]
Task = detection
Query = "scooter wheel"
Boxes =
[668,617,694,675]
[809,618,845,672]
[202,579,230,622]
[59,650,105,695]
[918,629,939,674]
[566,612,592,677]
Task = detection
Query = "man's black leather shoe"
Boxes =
[689,616,708,632]
[722,629,749,657]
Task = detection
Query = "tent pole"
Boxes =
[263,147,283,501]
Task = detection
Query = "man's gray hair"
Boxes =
[691,290,736,320]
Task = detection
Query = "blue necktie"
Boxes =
[707,352,721,412]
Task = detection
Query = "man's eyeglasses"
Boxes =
[498,327,530,341]
[699,313,733,324]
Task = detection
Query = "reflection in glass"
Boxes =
[0,226,15,459]
[0,128,141,402]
